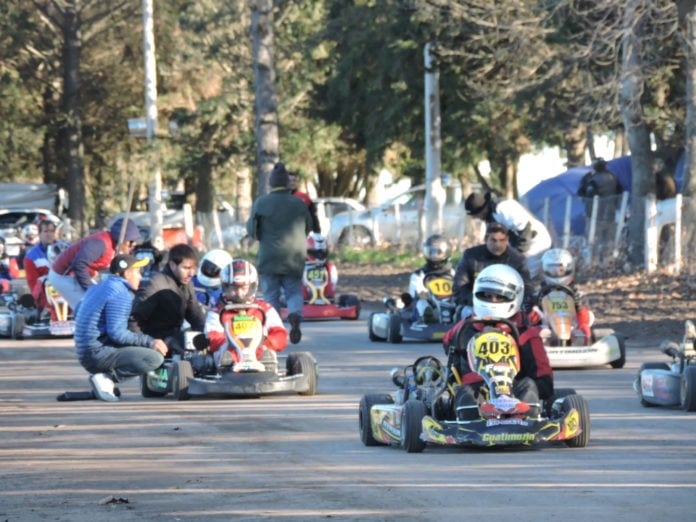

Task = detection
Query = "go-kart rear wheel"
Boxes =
[387,314,403,344]
[680,365,696,412]
[287,352,318,396]
[171,360,193,401]
[401,400,426,453]
[338,294,361,320]
[637,362,670,407]
[140,373,168,398]
[609,333,626,369]
[561,394,590,448]
[359,393,394,446]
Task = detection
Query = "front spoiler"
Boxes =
[187,371,312,396]
[544,334,621,368]
[421,410,583,447]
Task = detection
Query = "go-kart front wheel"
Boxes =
[386,314,403,344]
[140,372,168,398]
[401,400,426,453]
[287,352,318,396]
[171,360,193,401]
[359,393,394,446]
[609,333,626,369]
[561,394,591,448]
[680,365,696,412]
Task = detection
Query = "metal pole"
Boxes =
[424,42,443,238]
[142,0,164,250]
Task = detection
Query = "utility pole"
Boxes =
[424,42,444,238]
[142,0,163,250]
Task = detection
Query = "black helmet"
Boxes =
[422,234,449,264]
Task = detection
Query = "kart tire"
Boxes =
[637,362,670,407]
[387,314,403,344]
[562,394,591,448]
[338,294,361,320]
[359,393,394,446]
[287,352,318,396]
[368,312,385,342]
[609,333,627,369]
[544,387,576,417]
[401,400,426,453]
[680,365,696,412]
[171,360,193,401]
[140,374,168,398]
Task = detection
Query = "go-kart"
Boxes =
[537,284,625,369]
[0,284,75,339]
[359,318,590,452]
[141,303,318,400]
[281,261,360,320]
[368,273,456,343]
[633,319,696,411]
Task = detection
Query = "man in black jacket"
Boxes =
[132,243,206,355]
[452,222,534,318]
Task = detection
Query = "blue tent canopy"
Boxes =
[520,156,632,237]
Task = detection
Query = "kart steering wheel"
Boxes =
[412,356,446,387]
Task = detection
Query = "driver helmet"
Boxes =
[473,264,524,319]
[541,248,575,286]
[220,259,258,304]
[47,240,70,265]
[197,249,233,288]
[422,234,449,268]
[306,233,328,261]
[22,224,39,245]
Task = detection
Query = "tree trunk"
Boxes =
[683,6,696,272]
[250,0,279,197]
[62,1,86,235]
[563,124,587,167]
[235,166,253,222]
[620,0,655,267]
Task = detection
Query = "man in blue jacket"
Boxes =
[74,254,168,402]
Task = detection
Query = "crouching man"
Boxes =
[74,254,168,402]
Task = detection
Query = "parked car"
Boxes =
[314,197,366,237]
[326,183,466,248]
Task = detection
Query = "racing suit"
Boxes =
[204,299,288,367]
[443,313,553,420]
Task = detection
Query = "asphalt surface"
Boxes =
[1,312,695,521]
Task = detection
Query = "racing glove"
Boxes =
[576,306,592,345]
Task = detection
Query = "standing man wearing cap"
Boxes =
[452,222,534,318]
[464,191,551,280]
[74,254,169,402]
[247,162,312,344]
[47,217,142,310]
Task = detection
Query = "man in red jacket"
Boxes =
[47,218,141,309]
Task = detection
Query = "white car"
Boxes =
[326,184,466,247]
[314,197,365,237]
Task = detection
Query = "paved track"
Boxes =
[1,315,694,521]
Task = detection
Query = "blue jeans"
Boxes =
[261,274,303,317]
[79,345,164,382]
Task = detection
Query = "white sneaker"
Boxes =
[89,373,119,402]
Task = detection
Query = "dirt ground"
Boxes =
[337,263,696,347]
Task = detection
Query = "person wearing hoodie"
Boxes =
[47,218,141,309]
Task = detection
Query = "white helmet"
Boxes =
[23,224,39,242]
[306,233,328,261]
[197,249,233,288]
[473,264,524,319]
[541,248,574,286]
[220,258,258,304]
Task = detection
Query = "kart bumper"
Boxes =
[370,312,451,342]
[187,371,313,397]
[544,334,621,368]
[421,411,583,448]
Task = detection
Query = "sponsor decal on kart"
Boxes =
[640,373,656,397]
[562,408,581,438]
[482,432,536,443]
[485,418,530,427]
[379,417,401,440]
[49,320,75,336]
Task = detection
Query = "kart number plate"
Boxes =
[231,316,261,335]
[470,331,519,365]
[425,277,453,299]
[306,267,328,282]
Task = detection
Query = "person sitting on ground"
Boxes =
[47,217,142,310]
[400,234,455,324]
[192,248,232,309]
[443,264,553,420]
[74,254,168,402]
[452,222,534,319]
[132,243,206,356]
[464,191,552,280]
[204,259,287,369]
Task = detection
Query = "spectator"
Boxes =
[74,254,168,402]
[192,248,232,309]
[464,191,552,280]
[247,162,312,344]
[23,220,63,314]
[47,218,141,310]
[132,243,206,355]
[0,236,20,294]
[452,222,534,317]
[577,157,623,252]
[288,168,321,233]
